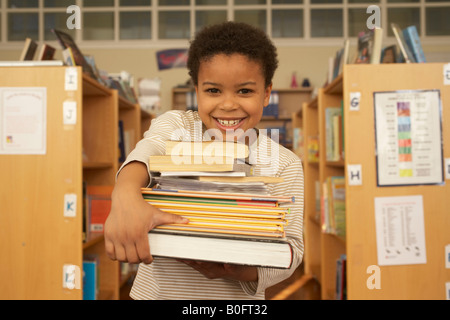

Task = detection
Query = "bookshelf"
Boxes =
[0,66,150,300]
[172,87,313,149]
[300,63,450,300]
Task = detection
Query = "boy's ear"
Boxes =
[263,83,273,107]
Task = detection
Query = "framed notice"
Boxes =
[374,90,444,186]
[0,87,47,155]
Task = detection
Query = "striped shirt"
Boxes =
[120,110,304,300]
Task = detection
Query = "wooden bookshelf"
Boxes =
[0,67,151,300]
[300,63,450,299]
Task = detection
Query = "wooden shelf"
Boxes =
[0,66,152,300]
[301,63,450,300]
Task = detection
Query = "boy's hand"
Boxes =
[179,260,258,282]
[104,162,188,265]
[105,191,188,264]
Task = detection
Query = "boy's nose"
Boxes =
[219,96,238,111]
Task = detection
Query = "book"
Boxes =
[149,155,253,176]
[148,230,293,269]
[391,23,416,63]
[154,176,270,195]
[62,47,76,66]
[19,38,38,61]
[370,27,383,64]
[325,107,342,161]
[86,185,113,236]
[335,254,347,300]
[83,255,99,300]
[381,45,397,63]
[402,25,426,63]
[52,29,97,79]
[37,44,56,61]
[141,188,293,238]
[165,140,249,159]
[196,175,284,184]
[307,135,319,163]
[355,30,373,64]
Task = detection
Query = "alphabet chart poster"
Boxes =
[374,195,427,266]
[374,90,444,186]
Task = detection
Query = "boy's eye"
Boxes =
[206,88,220,94]
[238,88,252,94]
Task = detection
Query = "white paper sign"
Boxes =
[63,101,77,125]
[374,195,427,266]
[65,67,78,91]
[444,63,450,85]
[64,193,77,218]
[347,164,362,186]
[374,90,444,186]
[445,158,450,180]
[349,92,361,111]
[0,87,47,154]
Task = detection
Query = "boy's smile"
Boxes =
[195,53,272,141]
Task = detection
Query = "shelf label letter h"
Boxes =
[66,5,81,30]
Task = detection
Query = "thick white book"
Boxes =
[148,230,293,269]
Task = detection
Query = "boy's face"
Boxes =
[195,53,272,141]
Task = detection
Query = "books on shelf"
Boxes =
[354,28,383,65]
[52,28,98,79]
[391,23,416,63]
[143,188,294,268]
[263,91,279,118]
[83,254,99,300]
[402,25,426,63]
[19,38,38,61]
[84,185,113,240]
[37,44,56,61]
[321,176,346,236]
[325,106,343,162]
[370,27,383,64]
[307,135,319,163]
[336,254,347,300]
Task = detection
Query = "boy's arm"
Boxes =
[240,158,305,295]
[104,162,188,265]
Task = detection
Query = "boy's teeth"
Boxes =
[218,119,241,126]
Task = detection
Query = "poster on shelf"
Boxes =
[374,195,427,266]
[374,90,444,186]
[0,87,47,155]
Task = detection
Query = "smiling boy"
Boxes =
[105,22,304,300]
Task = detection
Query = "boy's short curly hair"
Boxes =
[187,21,278,88]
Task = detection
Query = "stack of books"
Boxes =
[145,140,294,269]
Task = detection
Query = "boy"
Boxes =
[105,22,304,300]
